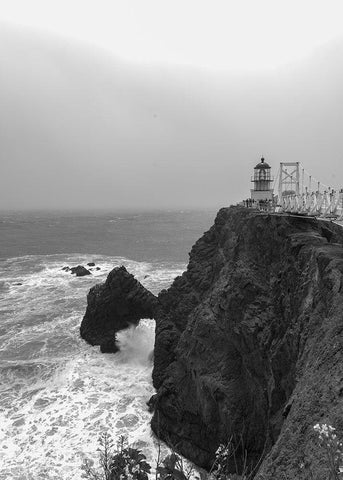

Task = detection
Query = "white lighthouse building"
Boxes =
[250,157,274,202]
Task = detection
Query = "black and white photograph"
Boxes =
[1,1,343,479]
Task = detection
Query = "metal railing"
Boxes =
[242,189,343,219]
[280,189,343,219]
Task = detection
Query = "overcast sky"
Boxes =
[1,0,343,210]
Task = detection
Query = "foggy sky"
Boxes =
[1,24,343,211]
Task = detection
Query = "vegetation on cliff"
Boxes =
[81,427,343,479]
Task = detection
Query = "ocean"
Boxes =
[0,209,215,480]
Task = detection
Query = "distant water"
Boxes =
[0,210,215,480]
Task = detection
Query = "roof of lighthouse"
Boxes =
[254,157,270,169]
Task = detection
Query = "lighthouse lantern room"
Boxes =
[250,157,274,202]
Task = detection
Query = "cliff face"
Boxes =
[151,207,343,477]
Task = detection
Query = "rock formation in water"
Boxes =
[151,207,343,478]
[80,207,343,478]
[62,265,91,276]
[71,265,91,276]
[80,266,157,352]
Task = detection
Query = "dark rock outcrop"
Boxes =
[80,266,157,351]
[70,265,91,276]
[150,207,343,478]
[100,338,120,354]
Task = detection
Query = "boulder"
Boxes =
[87,262,96,267]
[70,265,91,277]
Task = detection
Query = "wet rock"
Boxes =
[80,266,157,349]
[14,283,23,286]
[62,266,70,271]
[87,262,96,267]
[70,265,91,277]
[96,267,101,270]
[100,337,119,353]
[147,394,157,413]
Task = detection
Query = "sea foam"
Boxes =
[0,254,184,480]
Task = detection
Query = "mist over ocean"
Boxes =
[0,209,215,480]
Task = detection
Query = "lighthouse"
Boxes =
[250,157,274,202]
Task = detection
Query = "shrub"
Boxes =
[81,433,151,480]
[157,452,191,480]
[210,442,246,480]
[313,423,343,480]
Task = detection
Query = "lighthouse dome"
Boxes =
[254,157,270,169]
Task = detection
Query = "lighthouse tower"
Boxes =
[250,157,274,202]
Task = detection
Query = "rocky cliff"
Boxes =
[80,207,343,478]
[151,207,343,478]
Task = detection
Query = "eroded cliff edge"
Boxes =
[151,206,343,478]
